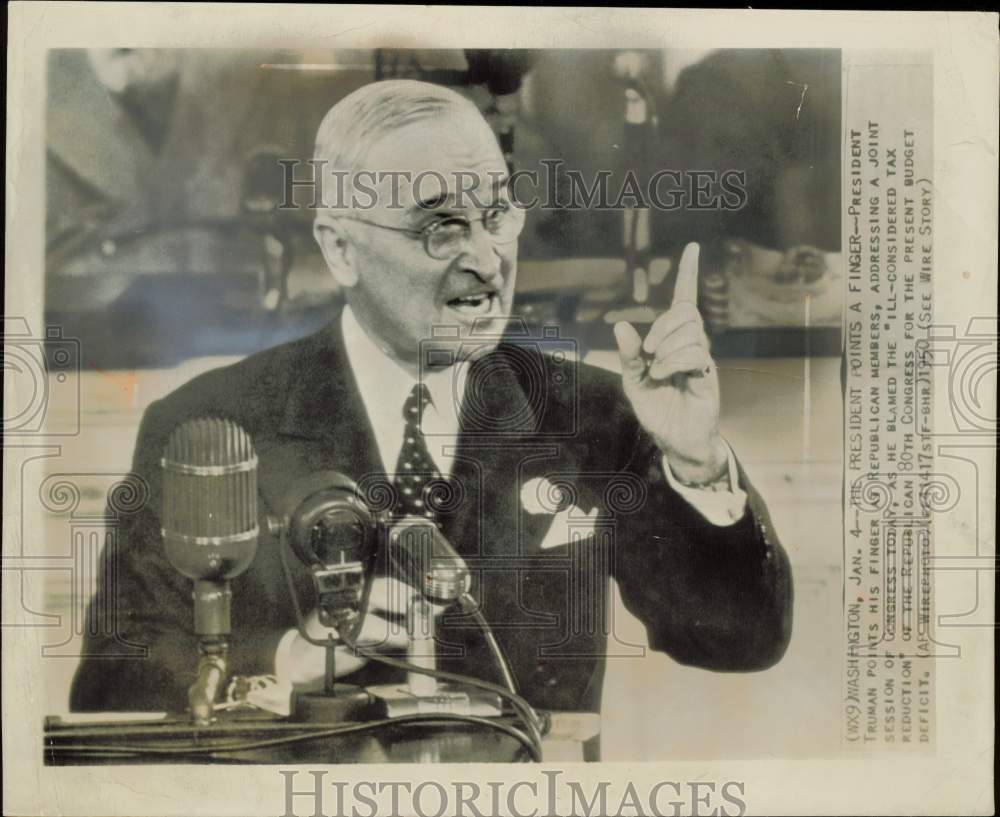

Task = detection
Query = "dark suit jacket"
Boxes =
[70,314,792,714]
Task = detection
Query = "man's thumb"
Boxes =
[613,321,645,377]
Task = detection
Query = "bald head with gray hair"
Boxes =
[309,79,517,368]
[313,79,494,209]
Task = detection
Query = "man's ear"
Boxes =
[314,218,359,289]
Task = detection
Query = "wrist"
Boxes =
[665,437,729,487]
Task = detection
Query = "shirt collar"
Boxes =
[340,304,469,420]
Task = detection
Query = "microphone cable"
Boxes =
[338,631,545,761]
[47,712,538,761]
[457,592,521,699]
[277,519,546,760]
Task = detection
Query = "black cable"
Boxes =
[459,593,520,697]
[48,713,537,761]
[279,526,326,648]
[340,632,544,760]
[278,524,545,759]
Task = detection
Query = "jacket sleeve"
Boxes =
[69,399,284,713]
[610,427,793,673]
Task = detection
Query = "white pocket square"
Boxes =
[538,505,601,550]
[521,476,600,550]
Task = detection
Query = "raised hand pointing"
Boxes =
[613,242,728,485]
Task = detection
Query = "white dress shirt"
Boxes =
[341,305,468,478]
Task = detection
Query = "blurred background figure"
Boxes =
[655,49,842,342]
[46,48,351,367]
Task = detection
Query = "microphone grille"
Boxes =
[163,416,256,468]
[161,417,259,550]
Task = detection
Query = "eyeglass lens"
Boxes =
[426,207,524,259]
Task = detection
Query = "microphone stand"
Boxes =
[364,591,505,720]
[274,524,378,724]
[190,642,227,725]
[271,492,537,736]
[323,633,338,697]
[405,596,437,697]
[188,579,233,725]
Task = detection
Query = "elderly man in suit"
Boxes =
[71,80,792,723]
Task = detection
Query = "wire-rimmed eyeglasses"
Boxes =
[342,204,526,261]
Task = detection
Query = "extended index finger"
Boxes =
[671,242,701,306]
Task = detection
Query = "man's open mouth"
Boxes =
[445,291,497,316]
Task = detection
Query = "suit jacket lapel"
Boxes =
[277,316,384,481]
[446,344,548,557]
[458,343,542,437]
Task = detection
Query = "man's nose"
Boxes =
[458,222,504,283]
